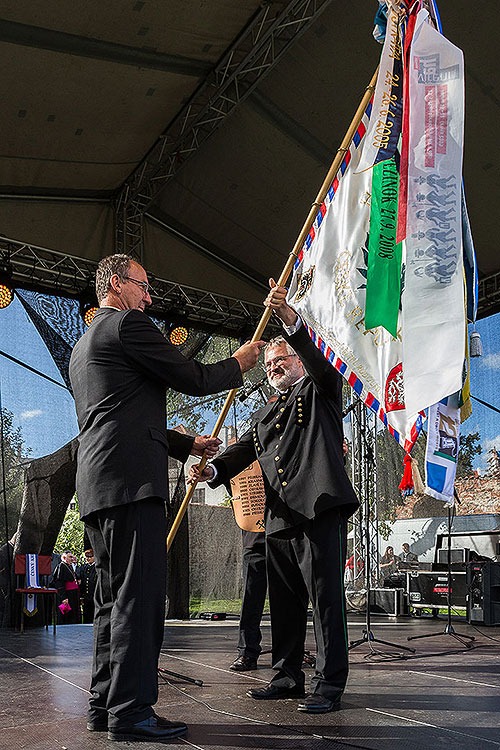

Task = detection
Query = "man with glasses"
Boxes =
[69,254,264,742]
[190,279,359,714]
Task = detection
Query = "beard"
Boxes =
[267,370,299,391]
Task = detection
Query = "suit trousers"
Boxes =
[266,507,348,699]
[237,543,267,658]
[85,497,167,729]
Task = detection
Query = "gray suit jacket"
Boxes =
[69,307,242,519]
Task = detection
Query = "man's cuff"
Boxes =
[207,463,218,485]
[283,316,302,336]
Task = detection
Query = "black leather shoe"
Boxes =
[108,715,188,742]
[230,655,258,671]
[87,712,108,731]
[247,682,305,700]
[87,719,108,732]
[297,693,341,713]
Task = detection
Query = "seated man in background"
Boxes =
[398,542,419,570]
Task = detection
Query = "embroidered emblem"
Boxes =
[333,250,352,306]
[385,362,405,412]
[294,266,315,303]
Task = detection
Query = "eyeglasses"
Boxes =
[123,276,153,295]
[264,354,297,371]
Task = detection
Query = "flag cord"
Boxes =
[166,65,379,552]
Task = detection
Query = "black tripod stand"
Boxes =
[407,495,475,649]
[348,401,415,656]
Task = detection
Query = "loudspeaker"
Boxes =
[466,561,500,626]
[407,571,467,608]
[369,588,407,616]
[437,547,469,565]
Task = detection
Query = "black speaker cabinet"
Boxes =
[407,571,467,609]
[369,588,407,616]
[466,561,500,626]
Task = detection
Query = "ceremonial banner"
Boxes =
[24,553,39,616]
[287,108,422,451]
[358,7,403,171]
[365,157,403,337]
[425,395,460,506]
[402,9,465,416]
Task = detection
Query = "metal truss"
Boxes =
[0,236,278,335]
[115,0,333,257]
[478,270,500,320]
[350,402,379,591]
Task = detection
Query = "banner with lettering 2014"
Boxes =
[402,9,465,417]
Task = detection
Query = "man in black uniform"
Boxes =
[191,280,359,713]
[69,254,264,742]
[77,548,97,624]
[230,530,267,671]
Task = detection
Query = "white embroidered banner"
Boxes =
[287,112,422,451]
[402,9,465,416]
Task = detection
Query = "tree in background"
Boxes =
[456,431,481,478]
[54,497,84,558]
[166,332,271,436]
[0,408,31,546]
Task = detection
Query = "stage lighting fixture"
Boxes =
[82,304,98,327]
[0,267,13,309]
[169,325,189,346]
[79,289,98,327]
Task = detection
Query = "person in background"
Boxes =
[77,548,97,624]
[53,551,81,624]
[379,546,400,578]
[230,529,267,671]
[398,542,418,570]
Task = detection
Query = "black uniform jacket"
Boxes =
[69,307,242,519]
[210,324,359,534]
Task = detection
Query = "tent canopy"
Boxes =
[0,1,497,325]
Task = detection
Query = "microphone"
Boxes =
[342,401,358,419]
[239,374,268,402]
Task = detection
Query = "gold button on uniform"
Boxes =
[282,481,287,487]
[298,419,303,424]
[280,407,285,413]
[275,424,280,429]
[278,468,283,474]
[275,456,280,461]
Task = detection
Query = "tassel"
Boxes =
[470,328,482,358]
[411,456,425,496]
[398,453,414,498]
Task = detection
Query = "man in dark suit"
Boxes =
[191,279,359,713]
[230,529,267,672]
[76,547,97,624]
[69,253,264,742]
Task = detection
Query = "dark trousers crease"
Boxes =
[85,497,167,729]
[266,508,349,698]
[238,543,267,658]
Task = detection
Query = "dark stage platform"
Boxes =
[1,615,500,749]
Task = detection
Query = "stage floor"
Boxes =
[1,614,500,749]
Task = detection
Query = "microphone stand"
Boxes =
[406,488,474,649]
[348,399,415,656]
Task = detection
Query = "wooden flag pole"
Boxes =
[166,66,379,553]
